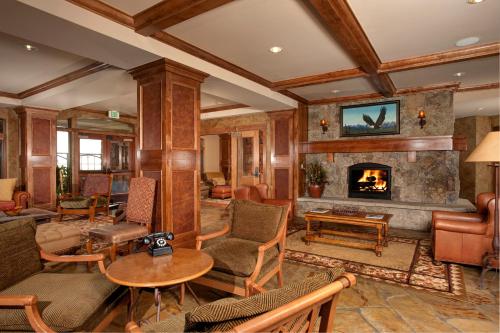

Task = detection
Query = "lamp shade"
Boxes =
[465,131,500,162]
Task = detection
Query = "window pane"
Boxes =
[80,138,102,171]
[57,131,69,168]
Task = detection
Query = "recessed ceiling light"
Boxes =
[477,107,484,111]
[24,44,38,51]
[454,72,466,77]
[467,0,484,4]
[269,46,283,54]
[331,89,341,94]
[455,36,480,47]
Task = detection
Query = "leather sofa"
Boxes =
[0,191,30,211]
[432,192,496,266]
[234,183,292,221]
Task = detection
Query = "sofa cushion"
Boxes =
[0,218,43,291]
[0,272,120,331]
[0,178,16,201]
[0,201,15,211]
[230,200,286,243]
[59,196,108,209]
[203,238,279,277]
[185,268,345,332]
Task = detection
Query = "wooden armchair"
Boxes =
[87,177,156,261]
[194,200,290,297]
[126,269,356,333]
[0,218,127,332]
[57,173,113,222]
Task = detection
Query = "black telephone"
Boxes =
[143,232,174,257]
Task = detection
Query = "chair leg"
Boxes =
[89,207,95,223]
[277,266,284,288]
[179,283,185,305]
[58,207,63,221]
[110,243,118,261]
[86,239,94,271]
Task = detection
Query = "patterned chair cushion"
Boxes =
[89,223,149,243]
[230,200,287,243]
[0,272,120,331]
[185,268,345,332]
[0,218,43,291]
[59,196,108,209]
[202,238,279,277]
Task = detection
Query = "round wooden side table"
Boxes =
[105,248,213,322]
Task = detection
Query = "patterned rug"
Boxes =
[285,228,466,299]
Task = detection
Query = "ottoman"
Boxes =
[36,222,81,254]
[211,185,232,199]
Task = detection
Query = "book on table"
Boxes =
[309,208,329,214]
[365,214,385,220]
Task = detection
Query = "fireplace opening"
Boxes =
[348,163,391,200]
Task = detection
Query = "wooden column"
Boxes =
[130,59,207,248]
[294,103,308,202]
[17,107,58,209]
[269,110,295,204]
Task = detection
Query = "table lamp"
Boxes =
[466,131,500,287]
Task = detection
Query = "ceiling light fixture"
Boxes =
[331,89,341,94]
[269,46,283,54]
[454,72,466,77]
[467,0,484,4]
[24,44,38,51]
[455,36,480,47]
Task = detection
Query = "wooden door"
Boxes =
[238,130,260,186]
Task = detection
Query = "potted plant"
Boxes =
[306,161,327,198]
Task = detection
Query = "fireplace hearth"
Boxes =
[348,163,391,200]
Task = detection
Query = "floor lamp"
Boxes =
[465,131,500,288]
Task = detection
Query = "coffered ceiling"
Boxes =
[0,0,499,119]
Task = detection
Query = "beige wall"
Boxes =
[202,135,220,173]
[0,108,20,184]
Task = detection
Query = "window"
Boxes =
[57,131,69,168]
[80,138,103,171]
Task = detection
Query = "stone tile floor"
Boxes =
[199,205,500,333]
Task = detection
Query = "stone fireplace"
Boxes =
[348,163,391,200]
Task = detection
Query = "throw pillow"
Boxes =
[0,218,43,291]
[184,267,345,332]
[0,178,16,201]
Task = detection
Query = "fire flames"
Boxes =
[357,169,387,191]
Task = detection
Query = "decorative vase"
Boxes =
[308,184,324,198]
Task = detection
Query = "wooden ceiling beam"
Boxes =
[272,67,367,90]
[0,91,19,99]
[456,82,499,93]
[395,82,460,95]
[134,0,233,36]
[201,103,249,113]
[67,0,133,26]
[18,62,111,99]
[302,0,396,97]
[379,42,500,73]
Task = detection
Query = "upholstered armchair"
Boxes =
[126,268,355,333]
[205,171,232,199]
[87,177,156,261]
[0,178,30,211]
[432,192,496,266]
[57,174,113,222]
[234,183,293,221]
[194,200,290,297]
[0,218,127,332]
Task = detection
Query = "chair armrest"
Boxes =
[125,321,142,333]
[113,205,127,225]
[432,211,482,223]
[13,191,30,209]
[434,219,487,235]
[258,237,280,252]
[195,224,230,250]
[40,250,107,273]
[0,295,55,333]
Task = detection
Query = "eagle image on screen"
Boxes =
[341,101,399,136]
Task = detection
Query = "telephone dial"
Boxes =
[143,232,174,257]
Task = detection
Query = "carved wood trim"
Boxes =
[0,91,19,99]
[395,82,460,95]
[67,0,134,26]
[134,0,234,36]
[272,67,367,90]
[201,103,249,113]
[379,42,500,73]
[299,136,467,154]
[456,82,500,93]
[303,0,396,97]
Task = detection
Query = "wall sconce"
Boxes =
[417,110,426,129]
[320,119,329,133]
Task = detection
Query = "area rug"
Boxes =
[285,229,466,299]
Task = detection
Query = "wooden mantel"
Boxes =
[299,136,467,162]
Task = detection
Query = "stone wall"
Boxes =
[0,108,20,184]
[306,91,460,204]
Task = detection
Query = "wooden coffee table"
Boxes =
[105,248,213,322]
[304,210,392,257]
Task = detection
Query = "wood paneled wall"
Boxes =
[17,107,58,208]
[130,59,207,248]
